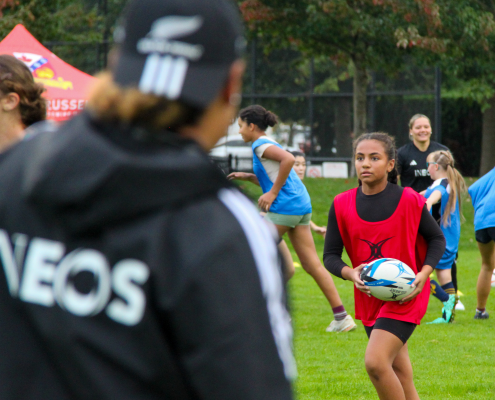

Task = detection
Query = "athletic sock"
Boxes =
[332,305,347,321]
[451,260,458,292]
[430,280,449,302]
[441,282,456,297]
[477,308,486,313]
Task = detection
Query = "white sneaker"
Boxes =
[326,315,357,333]
[455,300,465,311]
[491,271,495,288]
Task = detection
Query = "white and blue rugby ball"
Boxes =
[360,258,416,301]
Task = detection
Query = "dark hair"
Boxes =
[0,55,46,127]
[353,132,398,185]
[239,104,277,131]
[290,150,305,158]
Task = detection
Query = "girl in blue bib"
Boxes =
[469,166,495,319]
[422,150,466,323]
[228,105,356,333]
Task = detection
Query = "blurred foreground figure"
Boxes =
[0,0,295,399]
[0,54,46,151]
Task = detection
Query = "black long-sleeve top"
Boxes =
[323,183,446,279]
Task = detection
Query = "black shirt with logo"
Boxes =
[397,141,448,192]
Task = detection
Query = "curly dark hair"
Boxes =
[0,55,46,126]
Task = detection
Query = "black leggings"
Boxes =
[364,318,416,344]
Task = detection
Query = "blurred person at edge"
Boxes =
[0,0,295,399]
[0,54,46,151]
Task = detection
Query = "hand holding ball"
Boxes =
[360,258,416,301]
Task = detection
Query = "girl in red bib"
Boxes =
[324,132,446,400]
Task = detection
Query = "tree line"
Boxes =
[0,0,494,175]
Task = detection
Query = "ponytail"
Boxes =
[429,150,467,227]
[239,104,278,131]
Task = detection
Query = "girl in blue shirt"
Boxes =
[228,105,356,333]
[468,167,495,319]
[422,150,466,323]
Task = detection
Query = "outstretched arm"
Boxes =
[310,220,326,237]
[425,190,442,211]
[227,172,260,186]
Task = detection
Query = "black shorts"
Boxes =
[364,318,416,344]
[475,227,495,244]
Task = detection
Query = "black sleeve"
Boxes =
[418,205,446,268]
[163,197,294,400]
[323,203,348,279]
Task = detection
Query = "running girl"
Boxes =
[228,105,356,333]
[324,132,445,400]
[422,150,467,323]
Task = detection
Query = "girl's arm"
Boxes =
[425,190,442,211]
[227,172,260,186]
[257,146,295,211]
[310,220,326,237]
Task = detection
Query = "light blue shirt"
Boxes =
[252,137,312,215]
[425,178,460,269]
[468,167,495,231]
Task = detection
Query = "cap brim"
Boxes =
[113,51,231,109]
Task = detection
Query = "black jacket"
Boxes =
[0,113,294,399]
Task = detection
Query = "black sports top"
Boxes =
[397,141,449,192]
[323,183,446,279]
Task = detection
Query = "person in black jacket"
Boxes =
[0,0,295,399]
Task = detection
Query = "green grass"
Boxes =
[237,177,495,399]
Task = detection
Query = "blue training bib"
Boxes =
[252,138,312,215]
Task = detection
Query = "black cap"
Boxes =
[112,0,245,109]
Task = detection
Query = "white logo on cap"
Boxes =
[137,16,205,99]
[137,16,204,60]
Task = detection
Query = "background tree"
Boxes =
[240,0,495,173]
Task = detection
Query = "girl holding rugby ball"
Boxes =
[324,132,445,400]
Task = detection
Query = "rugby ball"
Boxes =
[360,258,416,301]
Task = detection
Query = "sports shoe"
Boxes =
[326,315,357,333]
[455,299,465,311]
[441,294,456,323]
[474,310,489,319]
[426,317,448,324]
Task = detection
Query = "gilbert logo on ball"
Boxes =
[360,258,416,301]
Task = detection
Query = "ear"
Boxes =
[220,59,245,106]
[248,122,256,132]
[387,158,395,173]
[1,92,20,112]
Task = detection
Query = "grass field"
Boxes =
[237,177,495,400]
